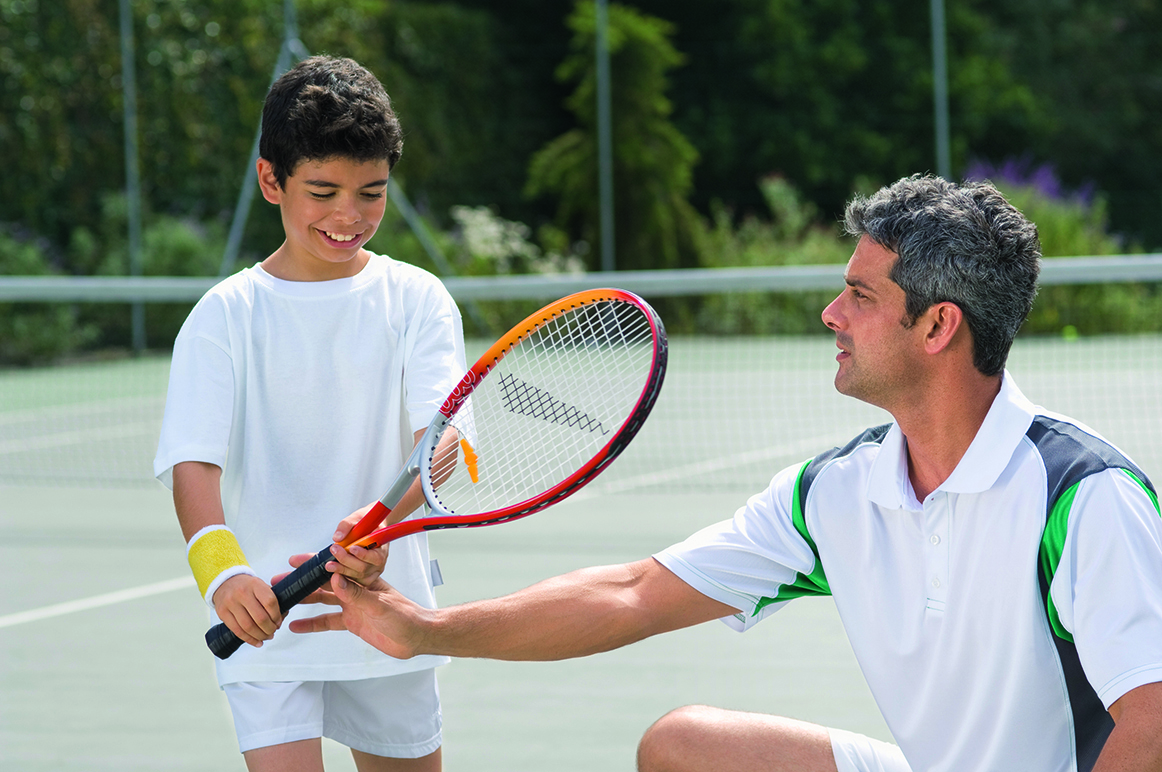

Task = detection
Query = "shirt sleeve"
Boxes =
[402,279,467,434]
[1050,468,1162,708]
[654,461,820,632]
[153,312,235,490]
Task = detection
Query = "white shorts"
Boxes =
[222,669,442,758]
[829,728,912,772]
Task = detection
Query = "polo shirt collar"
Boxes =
[867,370,1037,509]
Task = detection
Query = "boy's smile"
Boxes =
[257,156,391,282]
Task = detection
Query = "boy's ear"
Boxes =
[256,158,283,204]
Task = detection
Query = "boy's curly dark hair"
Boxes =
[259,55,403,189]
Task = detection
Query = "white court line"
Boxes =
[0,576,195,629]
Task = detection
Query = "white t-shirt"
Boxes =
[155,253,465,685]
[657,372,1162,772]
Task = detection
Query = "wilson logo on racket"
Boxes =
[497,372,608,434]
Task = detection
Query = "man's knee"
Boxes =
[637,706,838,772]
[637,705,719,772]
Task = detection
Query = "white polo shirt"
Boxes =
[657,372,1162,772]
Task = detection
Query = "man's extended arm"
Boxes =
[288,557,738,661]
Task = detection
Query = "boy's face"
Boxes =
[257,155,391,281]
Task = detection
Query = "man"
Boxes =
[290,175,1162,771]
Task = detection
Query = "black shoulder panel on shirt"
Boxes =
[798,423,891,514]
[1026,416,1154,507]
[1025,415,1155,772]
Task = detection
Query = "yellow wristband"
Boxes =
[187,525,256,605]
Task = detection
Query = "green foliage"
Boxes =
[0,229,97,365]
[998,186,1125,259]
[65,194,226,351]
[2,0,1159,358]
[629,0,1046,225]
[526,1,701,271]
[986,183,1162,338]
[675,176,851,335]
[977,0,1162,247]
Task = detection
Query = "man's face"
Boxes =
[821,236,926,410]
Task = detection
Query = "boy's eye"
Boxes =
[309,191,335,200]
[362,191,385,200]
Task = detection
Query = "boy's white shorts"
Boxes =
[830,728,912,772]
[223,669,442,758]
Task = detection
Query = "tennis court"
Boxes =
[2,333,1159,770]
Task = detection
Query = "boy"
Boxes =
[154,55,465,772]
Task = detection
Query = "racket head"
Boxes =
[417,288,667,527]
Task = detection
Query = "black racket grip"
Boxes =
[205,545,336,660]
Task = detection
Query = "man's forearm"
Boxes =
[425,561,684,661]
[299,557,736,663]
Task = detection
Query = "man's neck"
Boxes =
[895,371,1003,502]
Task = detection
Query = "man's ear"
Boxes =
[256,158,283,205]
[922,301,965,355]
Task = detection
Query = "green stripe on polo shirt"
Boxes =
[1040,481,1079,642]
[754,460,831,615]
[1040,469,1161,642]
[1126,469,1161,514]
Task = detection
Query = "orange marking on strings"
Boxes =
[460,438,480,483]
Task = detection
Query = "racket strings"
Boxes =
[429,298,656,514]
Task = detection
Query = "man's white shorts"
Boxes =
[830,728,912,772]
[223,669,442,758]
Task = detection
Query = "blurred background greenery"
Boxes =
[1,0,1159,361]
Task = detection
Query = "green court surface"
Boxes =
[0,485,887,772]
[2,332,1158,770]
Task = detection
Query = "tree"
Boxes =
[525,0,701,271]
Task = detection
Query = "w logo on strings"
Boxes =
[498,373,608,434]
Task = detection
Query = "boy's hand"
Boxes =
[324,541,389,586]
[211,574,282,648]
[330,505,390,586]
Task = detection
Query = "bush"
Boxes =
[0,228,97,365]
[965,160,1161,337]
[676,175,851,336]
[66,194,226,350]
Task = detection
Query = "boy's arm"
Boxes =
[173,461,282,648]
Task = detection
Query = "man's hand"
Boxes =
[288,574,431,660]
[211,574,282,648]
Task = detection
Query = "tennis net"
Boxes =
[2,258,1160,492]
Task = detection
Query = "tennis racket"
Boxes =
[207,288,667,659]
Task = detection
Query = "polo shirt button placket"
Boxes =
[924,492,950,613]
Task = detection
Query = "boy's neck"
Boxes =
[261,244,371,282]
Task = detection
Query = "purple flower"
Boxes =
[963,156,1095,205]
